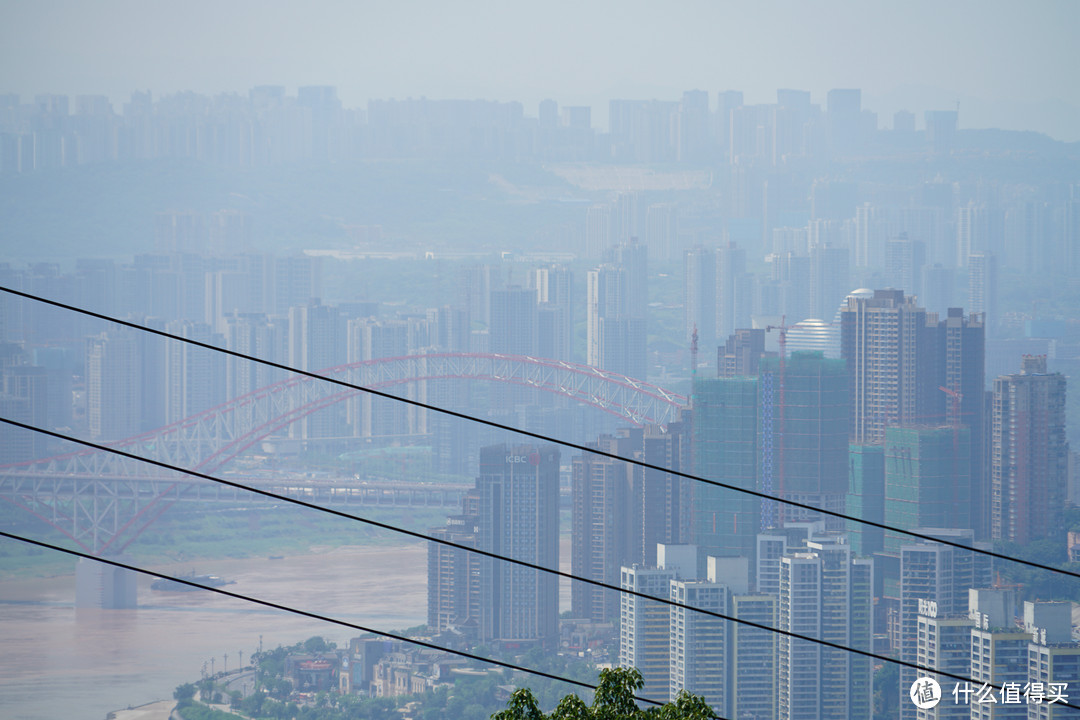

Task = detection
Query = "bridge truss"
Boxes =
[0,353,686,554]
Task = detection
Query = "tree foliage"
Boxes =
[492,668,715,720]
[994,538,1080,602]
[174,682,197,706]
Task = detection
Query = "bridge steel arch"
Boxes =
[0,353,687,554]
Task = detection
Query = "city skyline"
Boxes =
[3,4,1080,717]
[3,2,1080,141]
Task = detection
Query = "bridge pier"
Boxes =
[76,556,138,609]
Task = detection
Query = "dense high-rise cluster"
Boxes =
[3,83,1079,719]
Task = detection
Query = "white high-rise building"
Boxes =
[968,589,1028,720]
[779,537,873,720]
[968,252,998,332]
[163,320,224,425]
[619,565,676,702]
[85,330,141,441]
[899,531,993,720]
[915,602,974,720]
[669,580,729,711]
[957,201,986,268]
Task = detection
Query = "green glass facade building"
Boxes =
[847,443,885,556]
[758,351,849,528]
[691,376,759,564]
[883,425,971,554]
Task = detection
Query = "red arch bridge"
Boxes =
[0,353,686,555]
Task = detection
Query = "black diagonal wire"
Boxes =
[0,530,715,717]
[3,415,1067,705]
[1,284,1076,585]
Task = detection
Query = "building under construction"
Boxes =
[757,350,849,530]
[691,375,759,565]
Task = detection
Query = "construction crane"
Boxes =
[762,317,790,529]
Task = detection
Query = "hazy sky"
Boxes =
[3,0,1079,139]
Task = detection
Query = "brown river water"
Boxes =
[0,543,428,720]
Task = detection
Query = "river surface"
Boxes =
[0,543,428,720]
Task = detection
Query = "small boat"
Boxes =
[151,572,232,592]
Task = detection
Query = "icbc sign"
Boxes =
[505,453,541,465]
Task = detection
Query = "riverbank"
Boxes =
[106,699,175,720]
[0,542,427,720]
[0,503,451,581]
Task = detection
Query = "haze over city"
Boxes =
[3,0,1080,140]
[2,3,1080,720]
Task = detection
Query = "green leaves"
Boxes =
[490,668,714,720]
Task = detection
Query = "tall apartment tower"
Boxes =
[840,289,934,444]
[885,233,927,299]
[968,589,1028,720]
[85,330,142,441]
[778,537,874,720]
[289,301,346,441]
[991,356,1069,544]
[572,420,692,623]
[1025,601,1080,720]
[939,307,987,537]
[476,444,560,648]
[968,252,998,333]
[668,556,762,718]
[685,245,717,365]
[841,291,986,504]
[640,417,692,567]
[610,237,648,322]
[489,285,539,356]
[586,264,623,368]
[0,363,50,462]
[898,531,993,720]
[288,300,345,372]
[427,509,481,634]
[224,312,287,399]
[716,242,750,340]
[530,265,573,361]
[346,318,411,439]
[915,602,975,720]
[957,201,986,268]
[668,579,729,711]
[587,257,646,379]
[619,565,677,702]
[571,430,639,624]
[730,593,779,720]
[163,320,225,425]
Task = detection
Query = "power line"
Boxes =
[2,415,1069,701]
[0,529,703,716]
[1,285,1076,584]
